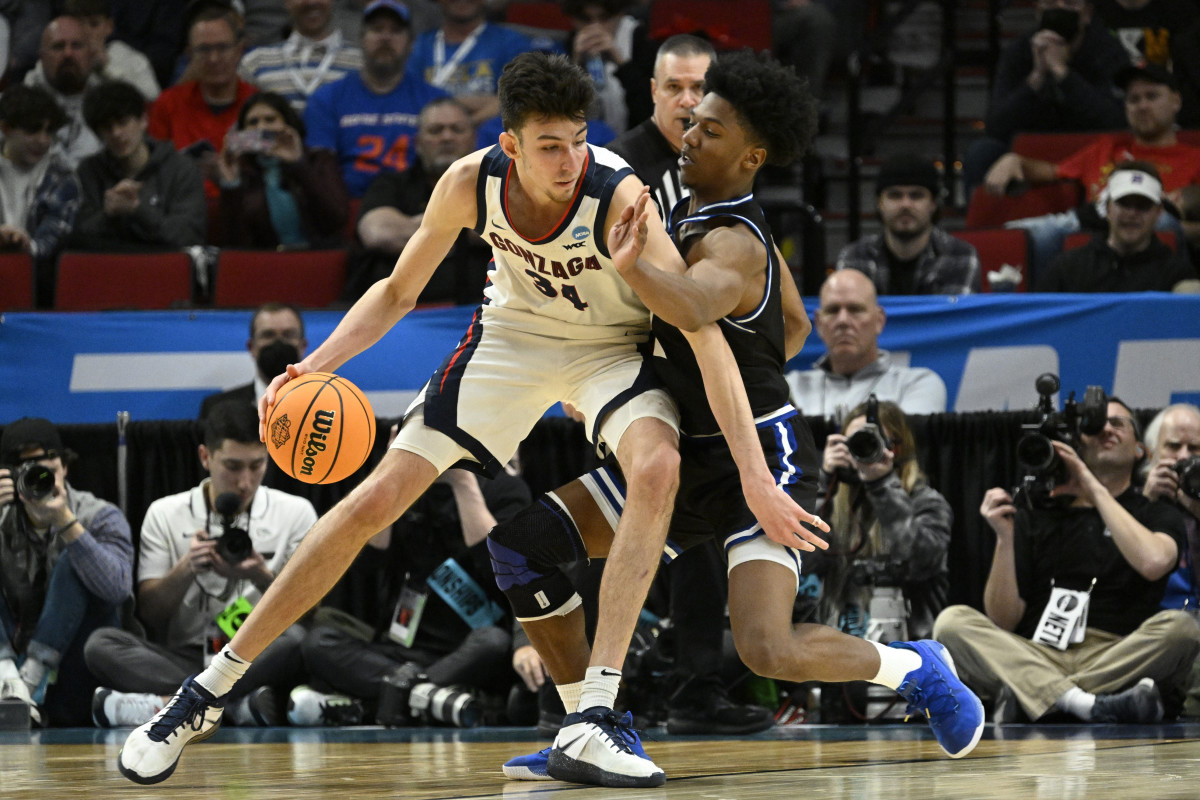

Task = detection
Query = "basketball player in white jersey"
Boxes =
[117,51,825,787]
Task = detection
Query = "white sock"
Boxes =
[556,680,583,715]
[194,645,250,698]
[577,666,621,712]
[868,641,922,690]
[18,657,47,694]
[0,658,19,682]
[1056,686,1096,720]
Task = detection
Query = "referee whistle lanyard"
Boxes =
[283,30,342,98]
[431,23,486,89]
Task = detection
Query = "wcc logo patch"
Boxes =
[270,414,292,449]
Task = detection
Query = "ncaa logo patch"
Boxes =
[270,414,292,448]
[571,225,590,241]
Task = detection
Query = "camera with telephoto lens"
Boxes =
[377,662,481,728]
[836,394,892,483]
[213,491,254,563]
[11,461,56,502]
[1013,373,1108,510]
[1175,456,1200,501]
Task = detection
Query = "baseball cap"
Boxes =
[363,0,410,24]
[874,154,941,198]
[1,417,63,465]
[1115,61,1179,92]
[1107,169,1162,204]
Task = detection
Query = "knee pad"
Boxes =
[488,496,588,619]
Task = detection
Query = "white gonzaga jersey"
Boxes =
[474,144,651,335]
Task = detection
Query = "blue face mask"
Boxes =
[1039,7,1081,41]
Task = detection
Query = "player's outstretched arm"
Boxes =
[684,323,829,551]
[258,153,482,438]
[777,246,811,359]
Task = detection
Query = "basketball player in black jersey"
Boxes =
[493,50,985,788]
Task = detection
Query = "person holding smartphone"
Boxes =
[215,90,349,249]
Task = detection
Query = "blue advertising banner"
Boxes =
[1,294,1197,424]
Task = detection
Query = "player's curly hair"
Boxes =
[703,49,817,167]
[498,52,594,135]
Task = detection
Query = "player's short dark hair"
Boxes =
[0,84,68,132]
[204,400,262,451]
[702,49,817,167]
[238,91,306,140]
[82,80,146,134]
[498,52,594,134]
[562,0,629,19]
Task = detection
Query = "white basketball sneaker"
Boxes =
[546,706,665,787]
[117,676,223,784]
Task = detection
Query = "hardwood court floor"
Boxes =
[4,722,1200,800]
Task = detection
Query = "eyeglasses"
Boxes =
[1107,415,1136,431]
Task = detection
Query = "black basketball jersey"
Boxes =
[652,193,791,436]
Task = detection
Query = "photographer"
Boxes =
[810,398,951,643]
[84,401,317,728]
[1142,404,1200,610]
[293,433,530,728]
[0,417,133,726]
[215,90,349,249]
[935,398,1200,724]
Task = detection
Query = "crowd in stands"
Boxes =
[2,0,1200,738]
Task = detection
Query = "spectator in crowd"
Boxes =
[1092,0,1197,68]
[23,16,103,167]
[0,417,133,727]
[71,80,207,252]
[785,269,947,420]
[602,34,775,737]
[962,0,1129,197]
[85,401,316,729]
[561,0,653,135]
[293,445,530,726]
[934,398,1200,724]
[1037,162,1198,291]
[836,155,981,295]
[809,398,951,642]
[108,0,188,90]
[351,97,487,302]
[148,4,257,196]
[200,302,308,418]
[606,34,713,218]
[985,61,1200,277]
[0,84,81,309]
[238,0,363,112]
[406,0,553,127]
[1143,403,1200,611]
[304,0,447,197]
[3,0,54,80]
[1171,18,1200,126]
[215,90,349,249]
[66,0,161,101]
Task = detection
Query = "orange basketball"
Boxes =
[264,372,376,484]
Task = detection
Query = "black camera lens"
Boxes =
[1175,456,1200,501]
[847,424,888,464]
[216,526,253,563]
[409,682,481,728]
[1016,433,1057,474]
[13,462,55,501]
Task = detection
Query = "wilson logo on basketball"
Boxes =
[270,415,292,448]
[298,409,336,477]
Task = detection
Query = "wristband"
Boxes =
[60,517,79,530]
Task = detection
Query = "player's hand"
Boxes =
[980,487,1016,541]
[744,477,829,552]
[512,645,549,692]
[607,186,651,274]
[259,362,310,442]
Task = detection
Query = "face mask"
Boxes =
[256,340,300,381]
[1039,8,1081,41]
